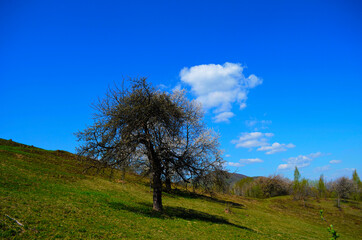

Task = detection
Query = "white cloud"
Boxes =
[245,120,258,127]
[180,62,262,122]
[232,132,294,154]
[247,74,262,88]
[158,84,168,89]
[172,84,182,92]
[225,154,231,158]
[213,111,235,123]
[257,142,295,154]
[278,164,289,170]
[228,162,243,167]
[329,160,341,164]
[228,158,263,168]
[239,158,263,163]
[277,152,323,171]
[231,132,273,148]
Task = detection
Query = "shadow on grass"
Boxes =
[168,189,245,209]
[108,201,255,232]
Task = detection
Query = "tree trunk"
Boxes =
[152,157,163,212]
[146,137,163,212]
[337,196,340,208]
[121,166,126,180]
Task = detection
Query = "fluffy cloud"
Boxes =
[231,132,273,148]
[232,132,294,154]
[228,162,243,167]
[277,164,289,170]
[213,111,235,123]
[228,158,263,167]
[180,62,262,122]
[329,160,341,164]
[277,152,323,171]
[257,142,295,154]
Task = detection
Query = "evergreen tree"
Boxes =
[293,166,301,200]
[352,170,361,201]
[318,174,326,198]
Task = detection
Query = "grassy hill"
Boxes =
[0,139,361,239]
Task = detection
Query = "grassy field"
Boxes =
[0,139,361,239]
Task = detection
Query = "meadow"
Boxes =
[1,139,361,239]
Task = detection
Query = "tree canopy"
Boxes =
[76,78,224,211]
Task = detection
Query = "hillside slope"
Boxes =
[0,139,361,239]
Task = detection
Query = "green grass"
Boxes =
[0,138,361,239]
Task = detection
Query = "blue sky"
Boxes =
[1,0,361,180]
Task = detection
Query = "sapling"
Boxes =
[320,210,340,240]
[327,225,339,240]
[319,209,325,221]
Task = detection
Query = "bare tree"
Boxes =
[333,177,353,208]
[76,78,224,211]
[153,90,224,193]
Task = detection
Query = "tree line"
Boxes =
[232,167,361,206]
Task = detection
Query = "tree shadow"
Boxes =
[169,189,245,209]
[108,201,255,232]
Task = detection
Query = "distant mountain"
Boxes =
[227,172,249,185]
